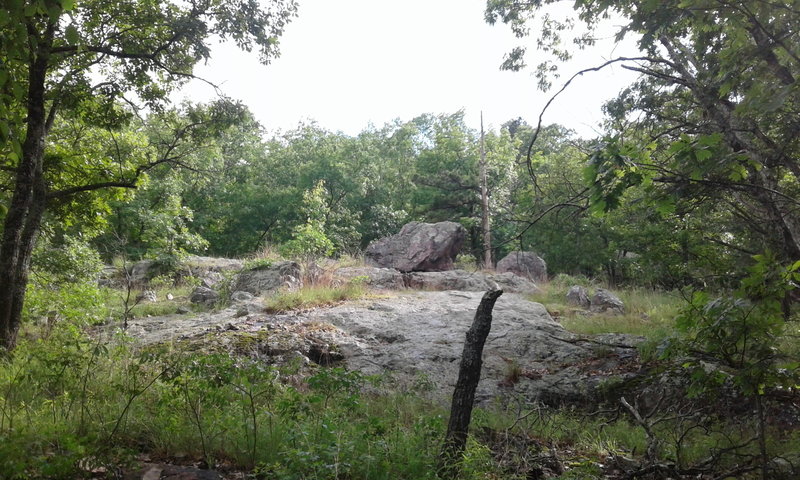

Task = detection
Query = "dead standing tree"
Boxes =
[440,287,504,477]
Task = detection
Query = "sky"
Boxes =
[179,0,641,138]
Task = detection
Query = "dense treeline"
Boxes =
[20,100,770,291]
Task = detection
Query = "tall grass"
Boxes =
[265,282,368,313]
[529,276,684,343]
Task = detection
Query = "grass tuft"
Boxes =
[265,282,368,313]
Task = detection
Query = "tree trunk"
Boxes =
[0,23,53,351]
[479,112,492,269]
[440,288,503,477]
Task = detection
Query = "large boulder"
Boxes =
[496,251,548,282]
[365,221,465,272]
[233,261,302,296]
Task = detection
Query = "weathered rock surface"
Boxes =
[200,270,224,288]
[334,266,405,289]
[182,255,244,275]
[126,291,643,405]
[113,256,244,287]
[590,288,625,314]
[189,286,219,305]
[230,290,255,303]
[405,270,540,294]
[566,285,590,308]
[365,221,465,272]
[496,251,548,282]
[233,261,301,296]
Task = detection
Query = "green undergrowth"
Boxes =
[1,321,796,479]
[265,281,369,313]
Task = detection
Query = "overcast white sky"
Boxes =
[179,0,641,138]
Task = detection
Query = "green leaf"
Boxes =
[694,149,712,162]
[655,197,676,216]
[65,25,79,45]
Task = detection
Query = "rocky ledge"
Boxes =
[124,290,644,405]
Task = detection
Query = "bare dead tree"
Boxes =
[440,287,504,477]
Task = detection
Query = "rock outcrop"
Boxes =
[365,221,465,272]
[496,251,548,282]
[126,290,643,405]
[233,261,301,296]
[405,270,540,293]
[113,255,244,287]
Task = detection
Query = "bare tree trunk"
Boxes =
[479,112,492,269]
[0,23,53,352]
[440,288,503,477]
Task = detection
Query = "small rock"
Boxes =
[190,286,219,305]
[231,290,254,303]
[166,293,174,301]
[136,290,157,303]
[234,307,249,318]
[566,285,590,308]
[176,306,191,314]
[590,288,625,314]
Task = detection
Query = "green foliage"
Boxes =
[669,253,800,397]
[487,0,800,286]
[279,181,336,258]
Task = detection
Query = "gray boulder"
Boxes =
[590,288,625,314]
[190,286,219,305]
[566,285,590,308]
[365,221,465,272]
[334,267,405,289]
[233,261,302,296]
[496,251,548,282]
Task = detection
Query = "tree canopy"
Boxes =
[0,0,297,350]
[487,0,800,280]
